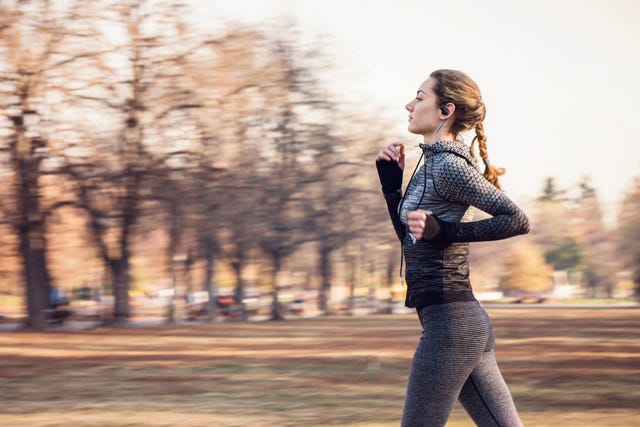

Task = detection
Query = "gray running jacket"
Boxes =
[377,140,530,308]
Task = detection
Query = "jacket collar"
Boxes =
[419,140,476,167]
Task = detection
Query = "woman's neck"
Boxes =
[422,131,455,145]
[422,119,454,145]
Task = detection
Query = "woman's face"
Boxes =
[405,77,442,136]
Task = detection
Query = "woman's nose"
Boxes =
[405,101,413,112]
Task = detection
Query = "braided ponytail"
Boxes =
[430,70,505,190]
[473,121,504,190]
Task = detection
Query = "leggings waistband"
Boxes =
[409,290,476,308]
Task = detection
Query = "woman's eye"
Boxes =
[415,97,422,101]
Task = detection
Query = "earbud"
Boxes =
[440,104,450,116]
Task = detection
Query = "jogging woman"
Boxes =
[375,69,529,427]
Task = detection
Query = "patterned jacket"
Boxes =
[377,140,530,307]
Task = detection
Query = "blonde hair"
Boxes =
[430,69,504,190]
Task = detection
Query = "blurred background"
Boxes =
[1,0,639,330]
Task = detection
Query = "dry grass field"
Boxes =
[1,307,639,426]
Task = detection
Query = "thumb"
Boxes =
[398,144,405,170]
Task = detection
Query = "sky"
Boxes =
[192,0,640,225]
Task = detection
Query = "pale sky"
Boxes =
[192,0,640,225]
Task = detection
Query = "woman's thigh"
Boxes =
[401,302,491,427]
[458,350,523,427]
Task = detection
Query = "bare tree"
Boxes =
[180,27,279,321]
[305,116,389,314]
[62,0,202,325]
[248,35,326,320]
[0,0,104,329]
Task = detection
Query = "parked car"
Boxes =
[69,286,111,320]
[46,288,71,324]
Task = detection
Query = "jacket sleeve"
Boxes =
[376,160,406,242]
[427,155,530,244]
[382,189,406,242]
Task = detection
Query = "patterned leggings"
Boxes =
[401,301,523,427]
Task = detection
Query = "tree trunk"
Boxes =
[13,120,51,330]
[165,197,181,323]
[382,255,396,314]
[232,256,247,321]
[202,238,217,322]
[270,254,284,321]
[111,247,132,325]
[347,255,356,316]
[109,173,141,326]
[167,255,177,323]
[318,246,332,314]
[19,223,50,330]
[110,256,130,326]
[386,255,395,289]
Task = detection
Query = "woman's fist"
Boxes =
[408,210,441,241]
[376,142,405,170]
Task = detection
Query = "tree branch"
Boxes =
[42,200,81,218]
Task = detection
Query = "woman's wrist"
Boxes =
[376,159,403,193]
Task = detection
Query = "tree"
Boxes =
[538,176,567,202]
[183,26,290,321]
[617,177,640,299]
[0,0,101,329]
[499,241,552,294]
[187,164,226,322]
[304,114,379,314]
[532,177,571,250]
[218,168,259,321]
[245,32,331,320]
[544,236,583,271]
[315,129,395,313]
[62,0,203,325]
[571,176,616,297]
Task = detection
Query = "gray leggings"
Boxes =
[401,301,523,427]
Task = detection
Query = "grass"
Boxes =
[1,307,639,426]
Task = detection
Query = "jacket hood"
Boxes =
[419,140,477,167]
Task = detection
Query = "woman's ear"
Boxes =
[440,102,455,119]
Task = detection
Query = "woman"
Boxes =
[375,69,529,427]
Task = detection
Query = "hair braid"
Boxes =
[430,69,507,190]
[474,121,504,190]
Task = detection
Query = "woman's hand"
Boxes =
[376,142,405,170]
[408,209,441,240]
